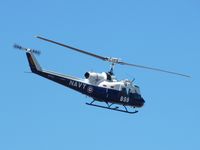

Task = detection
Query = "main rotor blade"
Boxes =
[35,36,190,78]
[35,36,107,61]
[118,61,191,78]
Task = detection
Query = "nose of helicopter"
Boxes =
[140,98,145,107]
[137,98,145,107]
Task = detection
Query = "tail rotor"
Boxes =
[13,44,41,55]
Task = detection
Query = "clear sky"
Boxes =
[0,0,199,150]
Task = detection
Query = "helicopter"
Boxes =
[14,36,190,114]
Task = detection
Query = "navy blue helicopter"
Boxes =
[14,36,190,114]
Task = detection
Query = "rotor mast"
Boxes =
[106,57,121,75]
[109,63,115,75]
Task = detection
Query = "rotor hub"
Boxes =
[106,57,121,63]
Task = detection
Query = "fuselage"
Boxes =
[26,52,145,108]
[35,70,145,108]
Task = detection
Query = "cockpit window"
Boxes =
[130,93,141,99]
[135,94,141,99]
[128,87,136,94]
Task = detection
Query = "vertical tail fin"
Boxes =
[14,44,42,73]
[26,52,42,73]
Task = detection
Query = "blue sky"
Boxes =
[0,0,200,149]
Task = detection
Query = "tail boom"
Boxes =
[25,52,88,94]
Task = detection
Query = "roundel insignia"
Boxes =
[87,86,94,93]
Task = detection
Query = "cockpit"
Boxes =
[121,82,142,98]
[118,81,145,107]
[121,81,140,93]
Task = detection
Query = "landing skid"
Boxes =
[86,100,138,114]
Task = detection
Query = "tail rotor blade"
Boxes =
[13,44,26,51]
[31,49,41,55]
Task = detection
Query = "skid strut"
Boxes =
[86,100,138,114]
